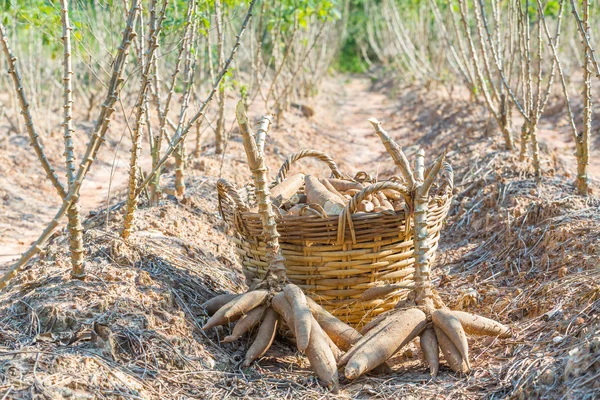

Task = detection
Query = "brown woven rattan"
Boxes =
[217,149,453,327]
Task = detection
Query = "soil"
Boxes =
[0,75,599,399]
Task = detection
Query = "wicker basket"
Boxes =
[217,149,453,327]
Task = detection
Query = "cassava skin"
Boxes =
[270,173,305,206]
[306,297,361,351]
[420,327,440,377]
[338,309,414,367]
[272,293,339,390]
[305,175,345,215]
[203,297,243,330]
[376,192,394,210]
[223,305,267,342]
[360,284,402,302]
[242,307,278,367]
[344,308,427,379]
[319,178,346,201]
[284,284,312,351]
[223,290,269,320]
[327,179,364,192]
[452,311,511,338]
[434,325,469,374]
[202,293,240,316]
[305,316,339,391]
[358,200,374,212]
[432,308,471,369]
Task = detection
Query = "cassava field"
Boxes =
[0,0,599,399]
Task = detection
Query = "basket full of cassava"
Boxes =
[217,122,454,328]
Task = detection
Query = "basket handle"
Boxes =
[337,181,412,245]
[217,178,249,215]
[274,149,345,184]
[353,171,373,183]
[438,162,454,197]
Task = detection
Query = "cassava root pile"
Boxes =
[269,173,400,217]
[204,109,511,389]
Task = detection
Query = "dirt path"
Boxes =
[0,151,133,266]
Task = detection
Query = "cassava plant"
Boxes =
[338,119,511,379]
[244,0,343,117]
[58,0,85,278]
[538,0,593,195]
[569,0,597,195]
[202,102,364,391]
[214,0,227,155]
[0,0,141,289]
[122,0,168,240]
[147,0,196,203]
[0,1,87,278]
[121,0,255,237]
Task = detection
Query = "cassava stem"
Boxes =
[60,0,85,278]
[236,101,286,284]
[122,0,168,240]
[0,25,66,199]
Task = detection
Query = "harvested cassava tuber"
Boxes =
[321,326,343,361]
[283,284,312,351]
[202,298,245,330]
[452,311,511,338]
[434,325,469,374]
[419,327,440,376]
[344,188,361,196]
[223,305,267,343]
[305,175,346,215]
[270,173,305,207]
[360,283,412,302]
[343,308,427,379]
[432,308,470,369]
[202,293,240,316]
[306,297,361,351]
[358,200,374,213]
[243,307,279,367]
[382,189,402,201]
[223,290,269,320]
[320,178,346,201]
[376,192,394,210]
[327,179,364,192]
[272,292,339,390]
[305,316,339,390]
